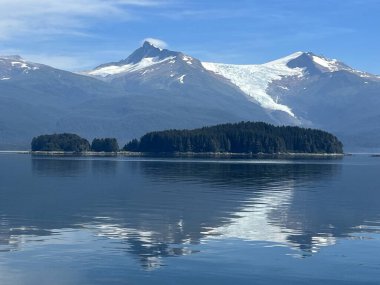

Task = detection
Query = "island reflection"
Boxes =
[1,155,379,268]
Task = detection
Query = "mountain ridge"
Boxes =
[1,42,380,151]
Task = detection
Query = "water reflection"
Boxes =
[139,159,341,188]
[1,155,380,269]
[139,160,344,256]
[31,157,119,176]
[31,156,90,176]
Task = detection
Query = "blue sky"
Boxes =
[0,0,379,73]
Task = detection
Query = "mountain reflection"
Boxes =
[1,155,380,268]
[139,160,344,256]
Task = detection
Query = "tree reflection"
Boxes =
[1,156,379,268]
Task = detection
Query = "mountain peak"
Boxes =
[94,41,180,71]
[0,55,40,80]
[142,38,168,49]
[141,40,164,52]
[142,40,163,51]
[126,41,179,65]
[286,52,352,74]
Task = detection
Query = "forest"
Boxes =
[31,134,119,152]
[123,121,343,154]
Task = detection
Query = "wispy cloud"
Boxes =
[0,0,168,40]
[0,0,376,73]
[0,48,138,71]
[158,8,250,20]
[142,38,168,49]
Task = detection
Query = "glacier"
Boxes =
[202,52,305,117]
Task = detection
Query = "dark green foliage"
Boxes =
[91,138,119,152]
[123,139,140,152]
[124,121,343,154]
[31,133,90,152]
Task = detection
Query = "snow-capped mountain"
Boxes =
[202,52,379,117]
[279,52,380,150]
[201,52,380,150]
[78,41,294,145]
[84,43,380,151]
[85,41,211,90]
[88,41,183,79]
[0,45,289,149]
[0,55,120,103]
[83,41,298,123]
[286,52,377,77]
[0,55,41,81]
[1,42,380,150]
[0,55,123,149]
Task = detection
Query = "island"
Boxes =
[31,133,119,153]
[30,122,343,156]
[123,121,343,154]
[31,133,91,152]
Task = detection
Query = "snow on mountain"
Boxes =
[202,52,305,117]
[78,43,380,150]
[287,52,379,79]
[0,55,39,70]
[202,51,380,117]
[308,53,378,79]
[2,42,380,151]
[88,56,176,77]
[85,41,184,79]
[178,74,186,84]
[0,55,40,80]
[311,55,341,72]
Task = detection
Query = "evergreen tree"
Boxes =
[123,121,343,154]
[91,138,119,152]
[31,133,90,152]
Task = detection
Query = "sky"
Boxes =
[0,0,379,73]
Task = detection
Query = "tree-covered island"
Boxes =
[31,133,91,152]
[30,122,343,154]
[124,122,343,154]
[31,134,119,152]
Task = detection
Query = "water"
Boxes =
[0,154,380,284]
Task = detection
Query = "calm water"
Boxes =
[0,154,380,284]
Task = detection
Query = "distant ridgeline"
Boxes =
[31,134,119,152]
[124,122,343,154]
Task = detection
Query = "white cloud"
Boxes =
[0,46,128,70]
[158,8,250,20]
[142,38,168,49]
[0,0,167,40]
[28,54,98,71]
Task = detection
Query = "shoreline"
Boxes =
[0,150,346,159]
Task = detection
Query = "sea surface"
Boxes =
[0,153,380,284]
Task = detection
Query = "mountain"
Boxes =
[0,44,287,149]
[0,55,123,149]
[202,52,380,151]
[282,53,380,150]
[78,41,298,142]
[1,42,380,151]
[85,42,380,151]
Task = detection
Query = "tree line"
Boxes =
[31,134,119,152]
[31,122,344,154]
[123,121,343,154]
